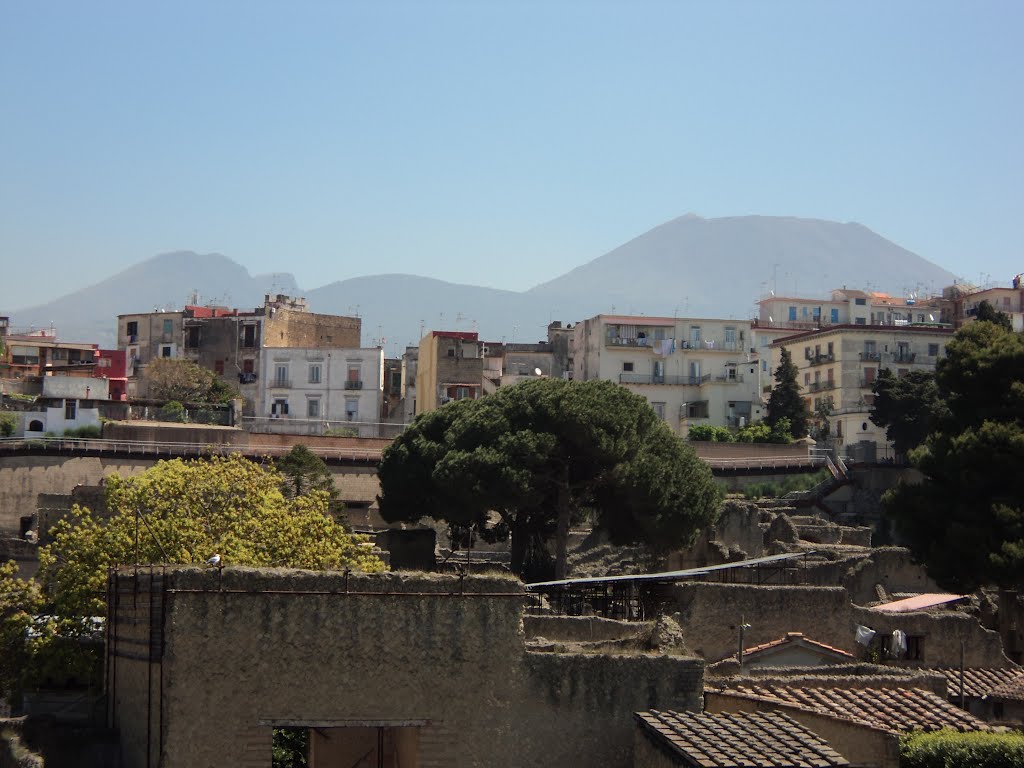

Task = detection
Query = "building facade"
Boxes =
[770,324,953,458]
[256,346,384,437]
[572,315,764,435]
[415,331,484,414]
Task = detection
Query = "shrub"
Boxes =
[0,412,16,437]
[900,729,1024,768]
[64,425,101,439]
[159,401,189,423]
[688,425,734,442]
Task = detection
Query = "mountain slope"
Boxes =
[8,252,299,345]
[4,216,960,350]
[529,214,956,318]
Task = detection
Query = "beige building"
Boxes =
[758,288,945,333]
[572,314,764,435]
[415,331,484,414]
[770,324,953,458]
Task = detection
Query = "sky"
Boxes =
[1,1,1021,311]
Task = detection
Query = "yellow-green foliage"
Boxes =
[901,730,1024,768]
[38,454,385,617]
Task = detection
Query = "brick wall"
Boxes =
[264,310,360,349]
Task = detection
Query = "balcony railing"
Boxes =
[807,352,835,366]
[859,351,881,362]
[712,374,745,383]
[619,373,711,386]
[344,380,364,390]
[807,381,835,392]
[859,379,876,389]
[892,352,917,363]
[271,379,291,389]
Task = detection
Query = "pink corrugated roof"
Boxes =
[872,593,967,613]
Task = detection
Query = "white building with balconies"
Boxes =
[572,314,764,435]
[255,347,384,437]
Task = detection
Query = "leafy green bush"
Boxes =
[688,425,734,442]
[0,412,16,437]
[742,468,830,500]
[901,729,1024,768]
[324,426,359,438]
[64,425,101,439]
[735,422,771,443]
[159,401,189,423]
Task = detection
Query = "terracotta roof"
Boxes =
[922,668,1024,700]
[872,593,967,613]
[743,632,855,662]
[635,709,850,768]
[717,685,987,733]
[989,676,1024,702]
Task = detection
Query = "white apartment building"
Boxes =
[572,314,764,435]
[758,288,945,332]
[770,324,953,459]
[256,347,384,437]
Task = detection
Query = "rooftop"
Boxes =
[712,684,987,733]
[743,632,855,662]
[922,667,1024,700]
[871,593,967,613]
[635,709,850,768]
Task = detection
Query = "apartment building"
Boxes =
[758,288,946,332]
[0,327,99,380]
[415,331,484,414]
[948,276,1024,330]
[770,324,954,458]
[257,346,384,437]
[119,295,361,414]
[572,314,764,435]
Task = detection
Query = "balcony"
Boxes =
[807,381,835,392]
[860,351,881,362]
[344,380,364,390]
[620,373,710,386]
[712,374,745,384]
[807,352,835,366]
[271,379,291,389]
[238,372,258,385]
[859,379,876,389]
[892,352,917,363]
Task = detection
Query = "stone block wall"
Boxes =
[108,568,705,768]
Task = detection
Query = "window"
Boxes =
[830,308,839,323]
[271,398,289,417]
[855,318,866,325]
[242,325,256,348]
[275,365,288,386]
[801,307,809,319]
[126,321,138,337]
[650,402,666,419]
[28,420,43,432]
[689,326,702,346]
[307,398,320,418]
[804,373,810,385]
[686,401,709,418]
[215,360,225,375]
[65,400,76,420]
[762,360,767,372]
[622,362,634,372]
[906,635,925,661]
[724,327,737,350]
[186,326,201,348]
[855,298,867,305]
[163,318,173,334]
[345,398,359,421]
[243,359,254,374]
[447,347,455,357]
[652,360,665,382]
[161,345,172,358]
[309,364,322,384]
[928,343,939,357]
[788,306,797,321]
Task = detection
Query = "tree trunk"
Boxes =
[510,520,528,577]
[554,469,571,580]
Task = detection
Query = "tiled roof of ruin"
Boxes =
[715,684,988,733]
[635,709,850,768]
[743,632,855,661]
[922,667,1024,700]
[989,675,1024,702]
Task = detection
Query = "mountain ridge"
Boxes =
[4,215,958,351]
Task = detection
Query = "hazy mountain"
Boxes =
[529,214,957,318]
[6,251,299,346]
[4,215,959,351]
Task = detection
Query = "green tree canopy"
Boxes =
[886,316,1024,591]
[766,348,807,439]
[38,454,384,618]
[143,358,238,404]
[377,378,722,579]
[869,368,946,456]
[276,445,344,520]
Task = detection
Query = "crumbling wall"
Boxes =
[110,568,705,768]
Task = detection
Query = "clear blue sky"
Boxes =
[1,1,1020,311]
